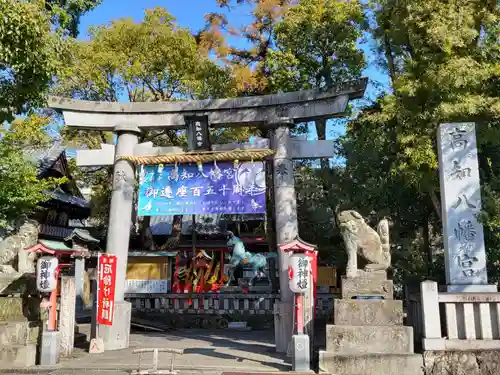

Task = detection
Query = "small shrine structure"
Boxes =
[26,229,101,312]
[26,142,91,236]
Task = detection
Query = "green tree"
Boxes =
[53,8,242,246]
[0,115,62,226]
[0,0,99,228]
[337,0,500,282]
[267,0,365,93]
[266,0,365,169]
[0,0,61,123]
[199,0,292,95]
[45,0,103,37]
[0,0,101,123]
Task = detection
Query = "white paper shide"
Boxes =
[438,123,488,286]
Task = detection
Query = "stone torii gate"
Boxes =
[48,78,367,352]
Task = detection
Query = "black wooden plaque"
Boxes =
[185,115,211,151]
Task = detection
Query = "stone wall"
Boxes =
[423,351,500,375]
[0,219,39,274]
[0,296,42,322]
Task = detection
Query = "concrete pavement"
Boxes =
[0,327,292,375]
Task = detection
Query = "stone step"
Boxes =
[0,321,38,346]
[319,352,424,375]
[0,343,37,367]
[221,373,326,375]
[325,325,414,354]
[333,299,403,326]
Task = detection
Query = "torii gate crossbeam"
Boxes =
[48,78,366,129]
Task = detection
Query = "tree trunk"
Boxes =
[382,28,397,85]
[422,212,432,264]
[315,118,330,170]
[429,189,442,221]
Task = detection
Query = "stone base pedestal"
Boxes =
[40,330,61,365]
[341,276,393,299]
[320,273,422,375]
[292,334,312,372]
[0,343,37,367]
[99,301,131,351]
[319,352,423,375]
[273,301,293,353]
[325,325,414,354]
[333,299,404,326]
[0,320,38,367]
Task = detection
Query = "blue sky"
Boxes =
[78,0,390,140]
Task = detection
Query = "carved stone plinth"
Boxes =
[333,299,404,326]
[341,276,393,300]
[326,325,414,354]
[319,352,423,375]
[319,273,422,375]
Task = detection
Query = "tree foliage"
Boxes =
[336,0,500,282]
[0,0,101,123]
[45,0,103,37]
[267,0,365,171]
[267,0,365,93]
[0,0,61,123]
[53,7,243,228]
[199,0,292,95]
[0,115,62,226]
[0,0,97,227]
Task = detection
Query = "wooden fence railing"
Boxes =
[125,292,336,317]
[419,280,500,350]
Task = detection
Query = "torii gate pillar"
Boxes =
[272,123,298,353]
[99,123,139,351]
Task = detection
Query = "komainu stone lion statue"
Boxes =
[337,210,390,278]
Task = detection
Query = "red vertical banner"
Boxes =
[97,254,117,326]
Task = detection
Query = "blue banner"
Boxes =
[138,161,266,216]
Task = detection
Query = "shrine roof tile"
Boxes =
[129,251,177,257]
[39,239,73,251]
[64,228,100,243]
[24,141,66,176]
[44,187,90,209]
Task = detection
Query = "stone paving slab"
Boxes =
[0,372,127,375]
[1,328,291,375]
[71,329,288,370]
